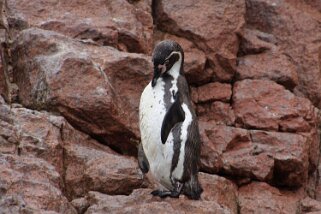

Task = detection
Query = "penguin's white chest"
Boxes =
[139,80,175,189]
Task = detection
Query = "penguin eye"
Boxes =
[164,59,169,65]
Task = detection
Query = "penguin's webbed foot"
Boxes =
[151,182,184,199]
[151,190,172,198]
[150,190,180,198]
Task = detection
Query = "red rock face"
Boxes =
[7,0,153,54]
[11,28,152,154]
[0,0,321,213]
[238,182,306,213]
[154,0,245,82]
[233,79,317,132]
[245,0,321,108]
[0,58,5,97]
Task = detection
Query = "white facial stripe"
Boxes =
[166,51,181,61]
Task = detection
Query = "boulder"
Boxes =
[154,0,245,82]
[237,28,278,56]
[84,173,238,214]
[245,0,321,108]
[0,96,75,212]
[7,0,153,53]
[200,120,315,187]
[299,197,321,213]
[12,28,152,154]
[238,182,305,213]
[196,101,235,126]
[233,79,318,132]
[236,52,299,90]
[0,154,76,213]
[0,57,5,96]
[63,125,145,200]
[223,130,309,187]
[0,95,65,174]
[200,122,249,174]
[192,82,232,104]
[0,95,145,211]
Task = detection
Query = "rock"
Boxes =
[0,95,65,174]
[0,95,144,212]
[7,0,153,53]
[84,173,238,214]
[154,0,245,82]
[233,79,318,132]
[12,108,65,176]
[63,130,145,199]
[71,197,90,214]
[306,168,318,199]
[236,52,299,90]
[237,28,278,56]
[0,195,61,214]
[315,156,321,201]
[238,182,305,213]
[245,0,321,108]
[199,173,238,213]
[193,82,232,104]
[0,98,17,155]
[0,58,5,97]
[229,81,321,176]
[154,31,209,85]
[0,154,76,213]
[84,155,144,195]
[223,130,309,187]
[199,118,313,187]
[199,122,249,174]
[0,97,76,212]
[12,28,152,154]
[197,101,235,126]
[299,197,321,213]
[2,0,321,212]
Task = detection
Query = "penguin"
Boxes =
[138,40,203,200]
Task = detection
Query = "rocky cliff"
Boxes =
[0,0,321,213]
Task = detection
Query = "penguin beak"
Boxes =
[152,64,166,87]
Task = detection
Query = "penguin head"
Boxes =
[151,40,184,87]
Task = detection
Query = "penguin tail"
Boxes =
[183,174,203,200]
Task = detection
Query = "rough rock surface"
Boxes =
[233,79,318,132]
[238,182,305,213]
[0,96,75,213]
[64,136,145,200]
[245,0,321,108]
[0,0,321,213]
[12,28,152,154]
[0,58,5,96]
[236,52,299,90]
[80,173,238,214]
[154,0,245,82]
[7,0,153,54]
[299,197,321,213]
[0,96,144,213]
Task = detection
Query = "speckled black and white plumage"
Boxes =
[138,40,203,200]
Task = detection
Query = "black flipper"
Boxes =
[182,120,203,200]
[137,142,149,173]
[161,91,185,144]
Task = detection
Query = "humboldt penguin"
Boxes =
[138,40,203,200]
